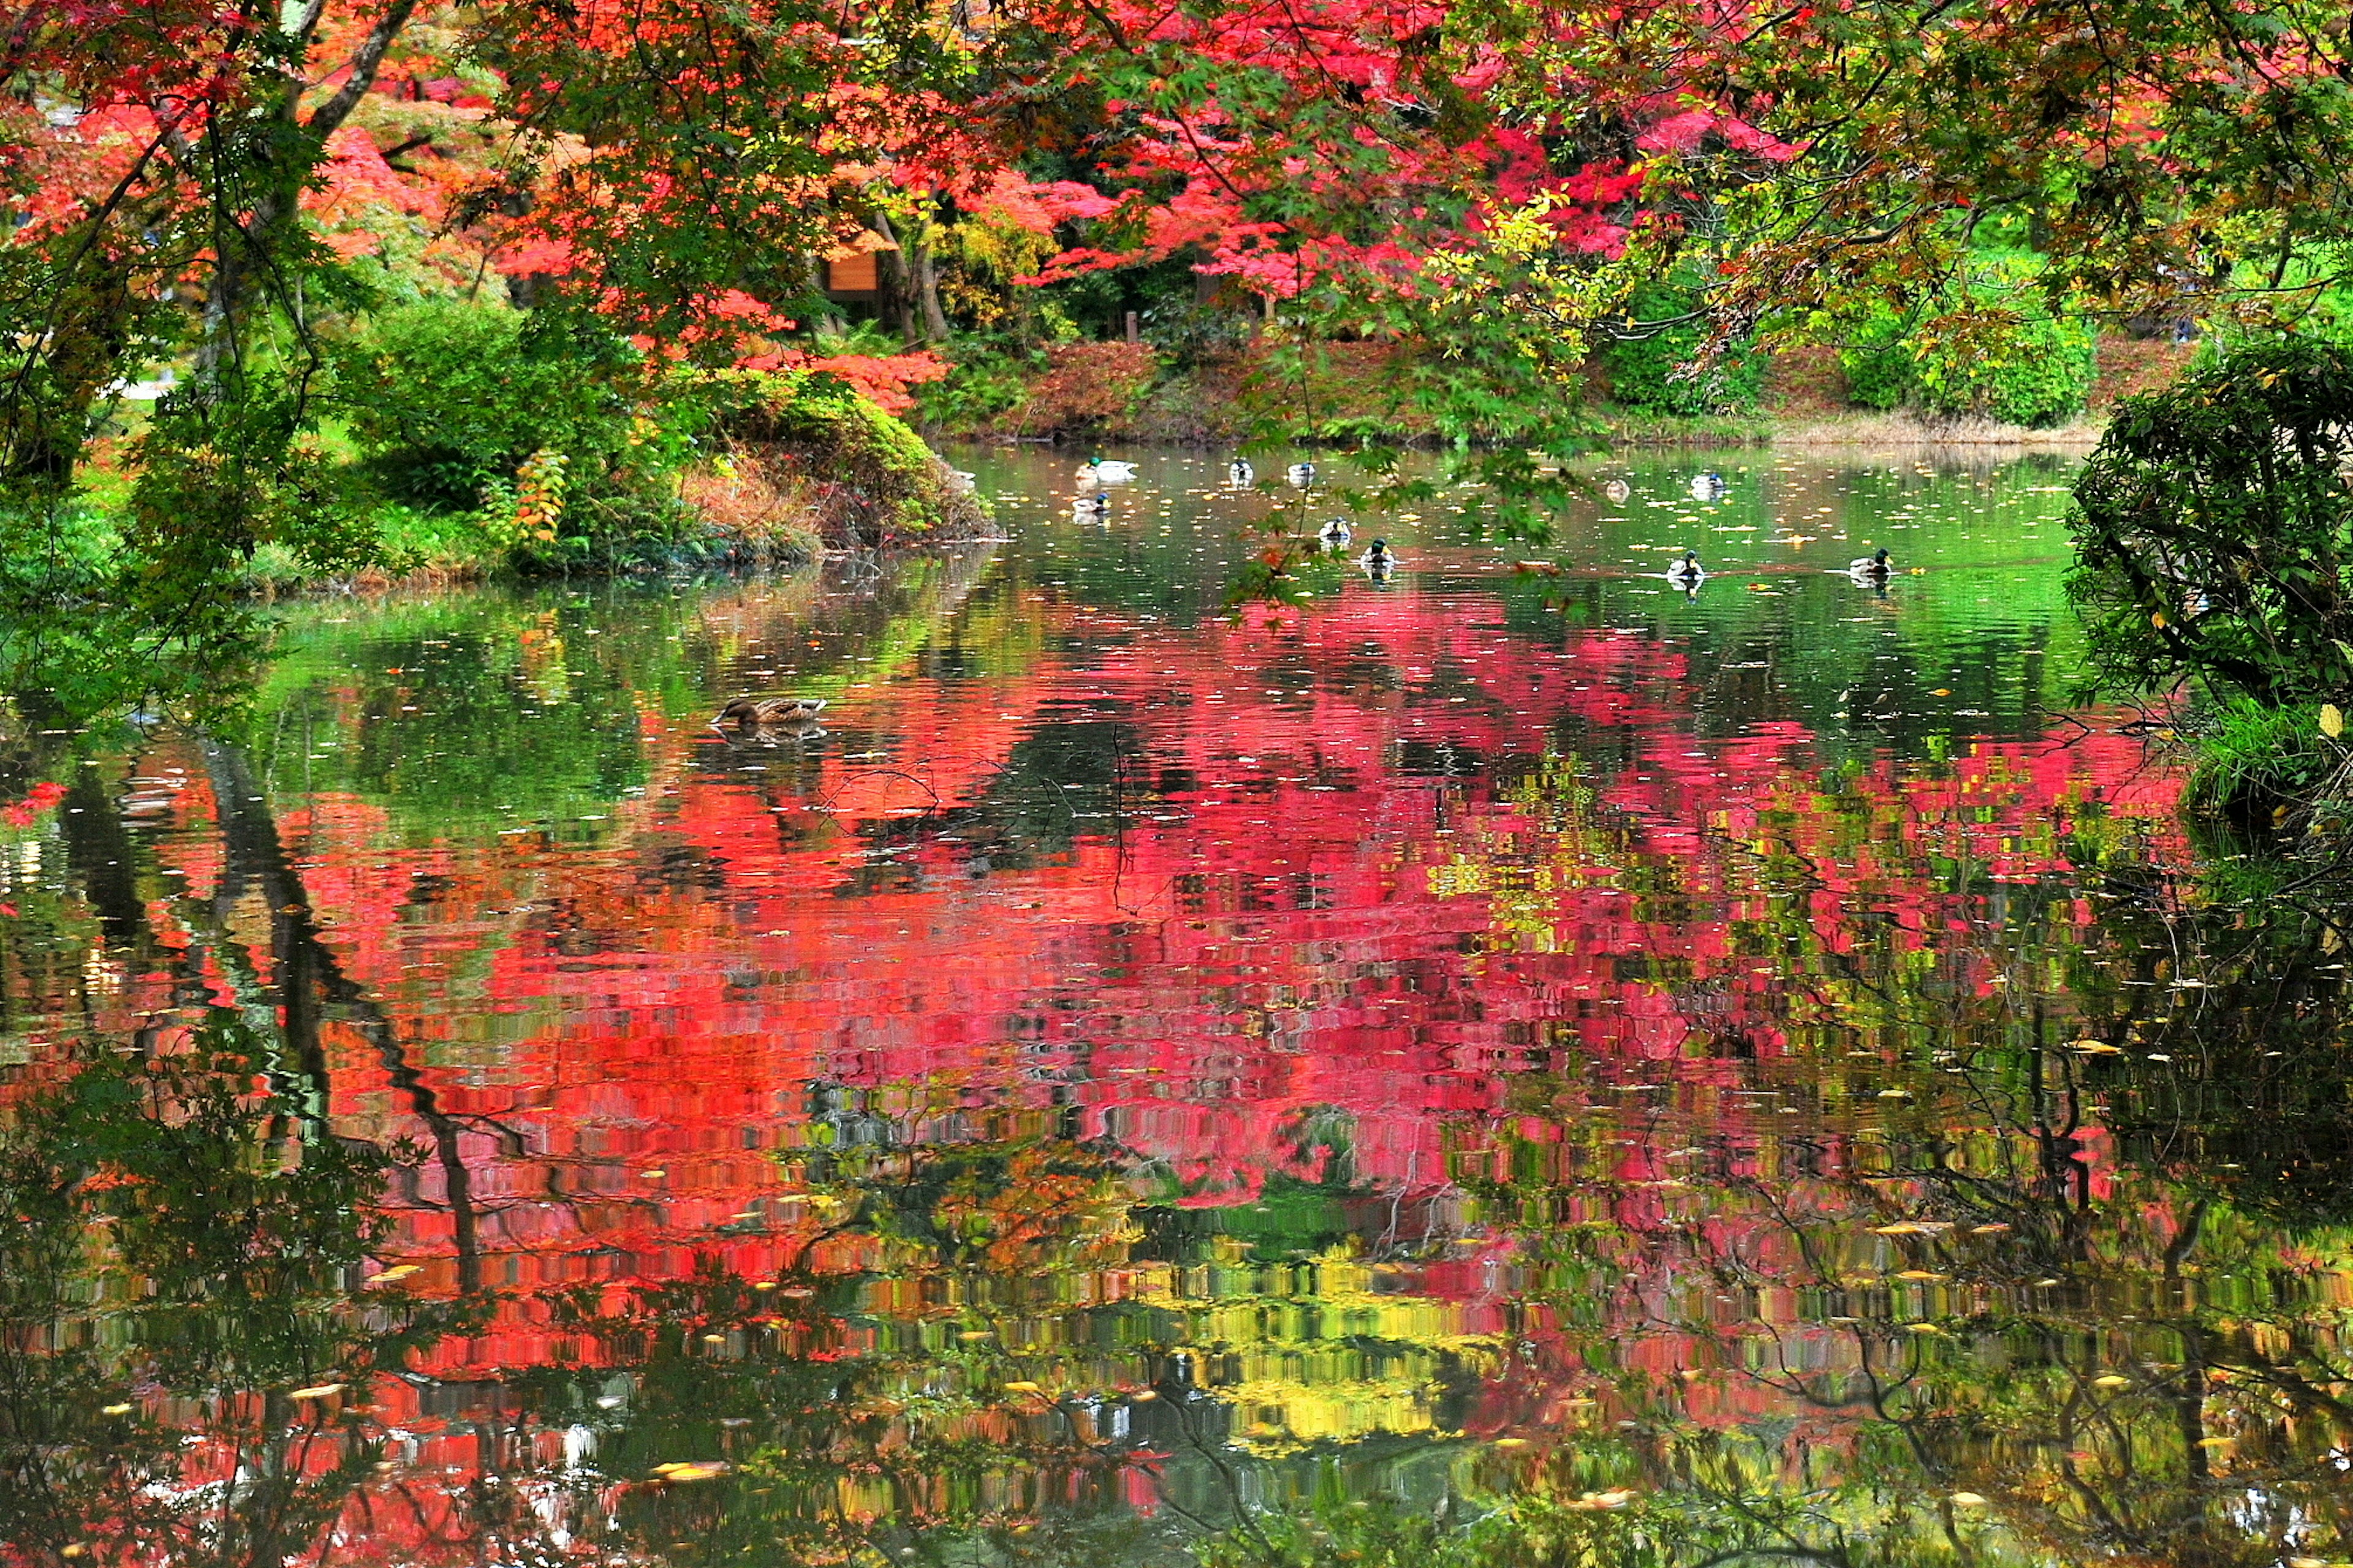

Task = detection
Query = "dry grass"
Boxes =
[679,456,825,564]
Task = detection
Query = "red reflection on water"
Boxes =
[65,582,2174,1368]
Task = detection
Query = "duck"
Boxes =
[1286,461,1317,488]
[1689,471,1727,502]
[1849,547,1893,580]
[1665,550,1706,586]
[1601,478,1633,506]
[714,695,827,729]
[1319,517,1353,547]
[1360,538,1400,573]
[1073,491,1111,518]
[1075,456,1137,485]
[1227,456,1256,486]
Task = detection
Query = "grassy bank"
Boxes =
[65,363,991,602]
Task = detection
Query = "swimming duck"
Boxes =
[1286,461,1317,488]
[1319,517,1354,547]
[1689,471,1727,503]
[1602,478,1633,506]
[1849,547,1893,580]
[1076,456,1137,485]
[1227,457,1256,485]
[1360,538,1400,572]
[714,696,827,729]
[1074,491,1111,518]
[1665,550,1705,586]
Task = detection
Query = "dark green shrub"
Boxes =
[2067,335,2353,711]
[333,298,639,507]
[1600,281,1765,415]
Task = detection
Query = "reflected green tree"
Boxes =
[0,1020,455,1567]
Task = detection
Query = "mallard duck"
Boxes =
[1689,471,1727,502]
[1601,478,1632,505]
[1286,461,1317,488]
[1073,491,1111,518]
[1227,457,1256,485]
[1665,550,1705,585]
[1319,517,1353,547]
[1849,547,1893,579]
[1360,538,1400,571]
[714,696,827,729]
[1076,456,1137,485]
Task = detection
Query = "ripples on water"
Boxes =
[1,451,2348,1567]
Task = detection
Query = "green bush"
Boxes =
[1838,305,1918,411]
[332,298,640,507]
[1831,264,2098,426]
[2180,697,2351,825]
[720,369,987,545]
[1913,308,2097,426]
[912,340,1039,433]
[1601,281,1765,415]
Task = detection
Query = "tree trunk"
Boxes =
[868,210,919,343]
[913,235,952,343]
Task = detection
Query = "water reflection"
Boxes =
[1,451,2348,1565]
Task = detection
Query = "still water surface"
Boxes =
[2,450,2349,1566]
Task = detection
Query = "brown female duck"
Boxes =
[713,695,828,729]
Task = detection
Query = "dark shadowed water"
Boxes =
[1,450,2348,1567]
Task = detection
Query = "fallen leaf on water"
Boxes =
[2322,703,2344,740]
[289,1384,345,1400]
[1971,1223,2010,1234]
[1894,1270,1946,1281]
[651,1461,731,1482]
[639,1168,666,1179]
[1127,1390,1158,1402]
[371,1263,422,1284]
[1950,1492,1989,1507]
[101,1403,133,1415]
[1931,688,1953,696]
[1003,1381,1042,1393]
[1566,1489,1639,1510]
[958,1330,995,1341]
[1492,1437,1529,1448]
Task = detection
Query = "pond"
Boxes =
[2,448,2349,1567]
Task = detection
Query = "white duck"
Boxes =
[1227,457,1256,486]
[1319,517,1353,548]
[1689,471,1727,502]
[1076,456,1137,485]
[1286,461,1317,488]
